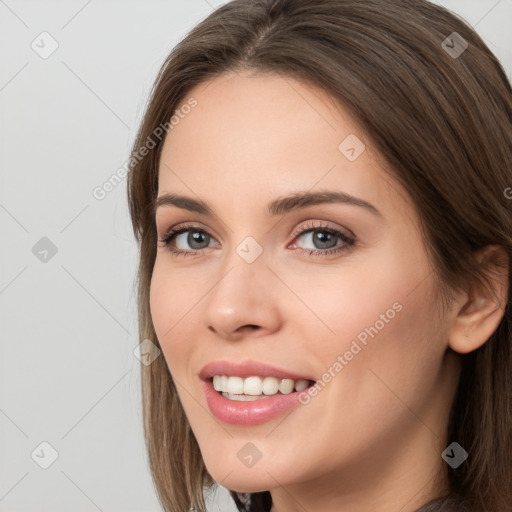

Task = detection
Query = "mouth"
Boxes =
[210,375,316,401]
[199,361,317,425]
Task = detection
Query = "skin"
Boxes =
[150,70,508,512]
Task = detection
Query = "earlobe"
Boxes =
[448,245,509,355]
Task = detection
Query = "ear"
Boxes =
[448,245,509,354]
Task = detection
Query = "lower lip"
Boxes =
[202,379,309,425]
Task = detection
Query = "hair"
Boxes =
[126,1,512,511]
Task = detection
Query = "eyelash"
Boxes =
[157,221,356,258]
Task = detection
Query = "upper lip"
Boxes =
[199,360,315,382]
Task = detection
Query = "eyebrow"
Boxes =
[153,190,382,218]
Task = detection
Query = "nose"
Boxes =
[203,256,281,342]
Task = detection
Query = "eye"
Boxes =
[157,220,356,258]
[289,220,355,257]
[158,222,219,257]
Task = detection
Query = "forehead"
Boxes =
[161,71,357,169]
[157,71,414,222]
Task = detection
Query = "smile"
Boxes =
[200,360,317,425]
[212,375,313,399]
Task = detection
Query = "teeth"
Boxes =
[221,392,271,401]
[294,379,309,391]
[262,376,279,395]
[212,375,311,396]
[227,376,244,394]
[244,376,262,395]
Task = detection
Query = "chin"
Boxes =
[204,461,278,494]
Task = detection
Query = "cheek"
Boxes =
[150,265,171,339]
[294,245,442,409]
[149,262,195,374]
[325,274,444,442]
[150,258,204,326]
[281,252,414,355]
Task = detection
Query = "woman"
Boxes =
[127,1,512,510]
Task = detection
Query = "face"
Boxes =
[150,71,458,502]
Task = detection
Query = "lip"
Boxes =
[202,379,311,425]
[199,360,315,381]
[199,360,316,425]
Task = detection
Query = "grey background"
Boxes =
[0,1,510,511]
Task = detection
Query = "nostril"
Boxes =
[237,324,259,332]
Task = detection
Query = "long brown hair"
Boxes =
[126,1,512,510]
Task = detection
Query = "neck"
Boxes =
[268,442,449,512]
